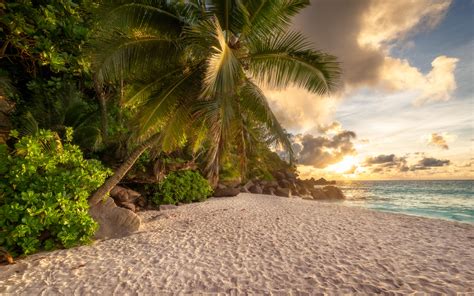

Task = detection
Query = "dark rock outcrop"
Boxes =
[249,184,263,194]
[274,187,291,197]
[322,185,345,199]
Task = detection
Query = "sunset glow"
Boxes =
[267,0,473,180]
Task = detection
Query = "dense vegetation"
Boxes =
[151,170,212,205]
[0,129,111,255]
[0,0,340,255]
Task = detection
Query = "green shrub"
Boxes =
[0,129,111,256]
[152,170,212,205]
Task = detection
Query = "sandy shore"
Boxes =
[1,193,473,294]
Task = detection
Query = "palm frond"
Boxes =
[247,31,341,94]
[201,17,243,98]
[244,0,309,39]
[239,79,293,158]
[97,1,185,36]
[92,34,180,84]
[134,65,203,135]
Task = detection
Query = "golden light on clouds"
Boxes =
[326,156,360,175]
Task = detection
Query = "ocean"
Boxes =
[335,180,474,223]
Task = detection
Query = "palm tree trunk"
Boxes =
[94,78,108,144]
[98,91,108,143]
[89,133,161,206]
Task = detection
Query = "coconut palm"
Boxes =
[89,0,340,205]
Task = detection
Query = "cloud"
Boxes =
[364,154,409,172]
[291,0,457,105]
[365,154,396,165]
[414,157,450,168]
[317,121,342,134]
[358,0,451,48]
[379,56,459,105]
[409,157,450,171]
[426,133,450,149]
[264,87,340,132]
[294,130,357,169]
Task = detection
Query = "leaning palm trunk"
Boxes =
[89,133,161,206]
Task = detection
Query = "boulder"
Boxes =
[243,180,254,191]
[274,171,286,181]
[213,187,240,197]
[159,204,178,211]
[110,186,141,203]
[89,197,141,239]
[275,187,291,197]
[322,186,345,199]
[262,185,276,195]
[278,179,291,189]
[285,171,297,180]
[249,184,263,194]
[216,183,227,190]
[135,196,147,208]
[120,202,136,212]
[298,187,311,197]
[311,188,328,200]
[267,180,279,187]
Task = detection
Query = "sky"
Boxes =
[265,0,474,180]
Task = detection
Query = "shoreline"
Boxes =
[1,193,473,294]
[336,200,474,225]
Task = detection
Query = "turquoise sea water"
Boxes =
[336,180,474,223]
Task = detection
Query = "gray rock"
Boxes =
[311,188,328,200]
[267,180,279,187]
[322,186,345,199]
[110,186,141,203]
[216,183,227,190]
[89,197,141,239]
[275,187,291,197]
[249,184,263,194]
[120,202,136,212]
[262,185,276,195]
[278,179,291,188]
[243,180,254,191]
[274,171,286,180]
[213,187,240,197]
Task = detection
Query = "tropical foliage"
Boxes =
[151,170,212,205]
[0,0,340,255]
[88,0,340,202]
[0,129,111,255]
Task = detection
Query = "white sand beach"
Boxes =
[1,193,473,294]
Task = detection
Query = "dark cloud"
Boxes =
[364,153,409,173]
[292,0,384,88]
[295,130,357,168]
[365,154,396,165]
[410,157,450,170]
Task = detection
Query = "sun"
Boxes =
[326,156,360,174]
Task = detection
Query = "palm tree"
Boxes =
[89,0,340,205]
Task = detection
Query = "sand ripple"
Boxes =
[1,193,473,294]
